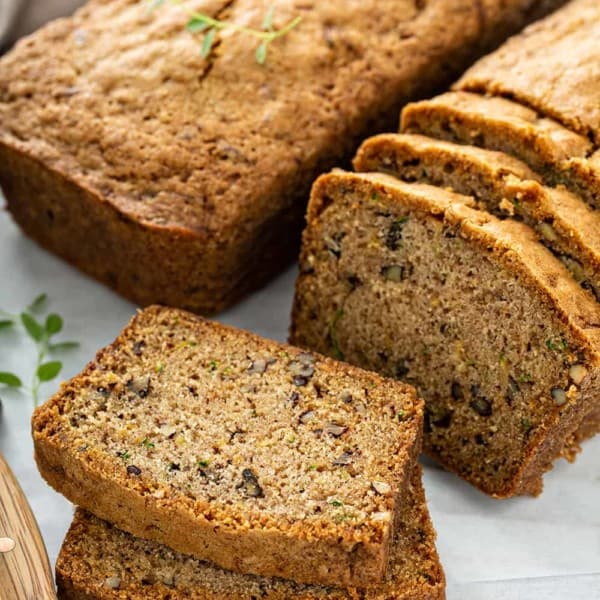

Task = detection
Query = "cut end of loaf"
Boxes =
[292,170,600,498]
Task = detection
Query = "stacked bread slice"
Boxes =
[32,306,444,598]
[291,0,600,498]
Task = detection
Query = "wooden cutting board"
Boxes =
[0,452,56,599]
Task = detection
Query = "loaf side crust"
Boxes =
[55,466,445,600]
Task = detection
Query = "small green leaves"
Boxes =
[49,341,79,352]
[37,361,62,382]
[329,499,343,507]
[262,6,275,31]
[1,294,79,406]
[187,16,211,33]
[45,314,63,335]
[255,42,268,64]
[201,28,216,58]
[156,2,301,65]
[0,372,22,388]
[20,312,44,341]
[28,293,48,313]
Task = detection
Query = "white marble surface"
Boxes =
[0,200,599,598]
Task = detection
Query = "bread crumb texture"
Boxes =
[55,466,445,600]
[33,305,423,587]
[291,171,600,498]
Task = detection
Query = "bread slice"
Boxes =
[291,171,600,498]
[0,0,562,315]
[353,133,600,299]
[455,0,600,144]
[32,306,424,587]
[400,92,598,207]
[56,465,444,600]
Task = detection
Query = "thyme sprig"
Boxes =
[152,2,302,64]
[0,294,79,406]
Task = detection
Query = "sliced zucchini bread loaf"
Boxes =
[354,133,600,299]
[0,0,560,314]
[291,171,600,498]
[32,306,425,588]
[56,466,444,600]
[400,92,598,207]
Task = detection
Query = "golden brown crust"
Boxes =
[0,0,566,314]
[55,466,445,600]
[294,170,600,497]
[400,92,598,207]
[353,133,600,299]
[33,305,424,588]
[455,0,600,143]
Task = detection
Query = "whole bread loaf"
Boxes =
[291,171,600,497]
[0,0,566,314]
[354,133,600,300]
[56,466,444,600]
[32,305,424,587]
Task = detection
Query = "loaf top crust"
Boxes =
[0,0,482,240]
[0,0,564,240]
[56,466,445,600]
[456,0,600,143]
[32,305,423,545]
[307,171,600,362]
[400,91,593,164]
[353,133,600,276]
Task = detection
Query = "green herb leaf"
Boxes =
[37,361,62,382]
[329,499,343,507]
[201,28,216,58]
[49,341,80,352]
[0,372,22,387]
[0,320,14,330]
[45,313,63,335]
[27,293,48,313]
[20,313,44,341]
[262,6,274,30]
[198,459,209,467]
[255,42,268,64]
[187,16,211,33]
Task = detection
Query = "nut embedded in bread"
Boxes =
[291,171,600,498]
[32,306,424,587]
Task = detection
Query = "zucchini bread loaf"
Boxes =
[354,133,600,300]
[0,0,566,314]
[56,466,444,600]
[32,305,425,587]
[291,171,600,498]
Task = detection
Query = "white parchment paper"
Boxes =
[0,199,599,599]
